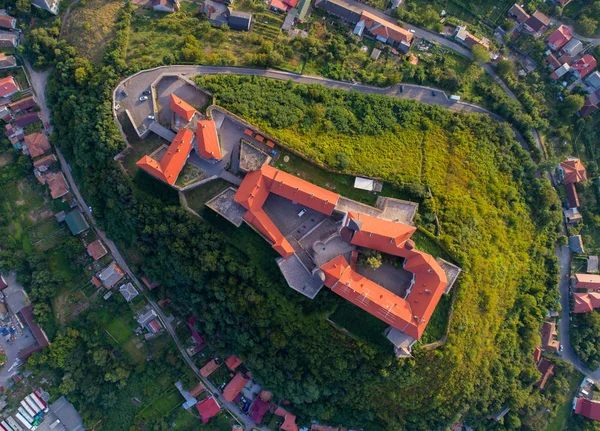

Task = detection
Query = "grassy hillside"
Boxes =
[194,75,562,428]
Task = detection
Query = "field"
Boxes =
[62,0,123,64]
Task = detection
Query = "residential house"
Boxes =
[250,398,270,424]
[225,355,242,370]
[551,63,570,80]
[575,273,600,290]
[137,307,158,327]
[223,373,249,402]
[24,132,50,158]
[585,71,600,91]
[45,172,69,199]
[189,382,205,398]
[546,25,571,51]
[170,93,195,122]
[571,54,597,79]
[15,112,41,128]
[153,0,180,12]
[64,210,89,235]
[541,321,560,351]
[136,128,194,186]
[353,10,413,53]
[588,256,599,273]
[533,346,542,363]
[0,53,16,69]
[565,182,579,208]
[0,15,16,30]
[575,398,600,421]
[546,53,561,70]
[269,0,297,13]
[33,154,56,171]
[274,407,299,431]
[146,319,162,334]
[0,76,18,98]
[196,396,220,423]
[98,262,125,288]
[314,0,362,24]
[535,358,554,389]
[296,0,311,21]
[86,239,108,261]
[455,25,490,50]
[523,11,550,36]
[119,282,139,302]
[31,0,60,14]
[508,3,530,23]
[9,96,36,113]
[559,158,587,208]
[196,119,222,161]
[0,31,17,48]
[574,292,600,313]
[564,207,582,224]
[228,9,253,31]
[200,359,220,377]
[560,38,583,57]
[569,235,585,254]
[580,88,600,117]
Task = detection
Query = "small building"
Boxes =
[196,396,220,423]
[535,358,554,389]
[86,239,108,261]
[137,307,158,327]
[200,359,220,377]
[46,172,69,199]
[64,210,89,235]
[250,397,270,424]
[0,76,18,98]
[0,31,17,48]
[575,273,600,290]
[9,96,37,113]
[274,407,299,431]
[508,3,530,23]
[560,38,583,57]
[546,25,572,51]
[580,88,600,117]
[533,346,542,363]
[195,119,222,161]
[296,0,312,21]
[541,321,559,352]
[551,63,570,80]
[354,176,382,192]
[228,9,253,31]
[546,53,561,71]
[98,263,125,288]
[523,11,550,36]
[225,355,242,370]
[588,256,599,273]
[370,48,381,61]
[571,54,597,79]
[16,306,49,361]
[455,25,489,50]
[569,235,585,254]
[119,282,139,303]
[564,207,582,224]
[147,319,162,333]
[31,0,60,14]
[585,71,600,90]
[0,53,16,69]
[223,373,249,402]
[91,276,102,288]
[15,112,41,128]
[0,15,16,30]
[153,0,180,12]
[24,132,50,158]
[575,398,600,421]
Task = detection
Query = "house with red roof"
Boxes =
[225,355,242,370]
[200,359,220,377]
[533,347,542,363]
[223,373,248,402]
[574,292,600,313]
[24,132,50,158]
[546,25,572,51]
[571,54,597,79]
[535,358,554,389]
[250,398,270,423]
[559,158,587,210]
[0,76,18,98]
[196,119,222,161]
[575,398,600,421]
[275,407,299,431]
[170,94,196,122]
[541,321,559,352]
[196,396,221,423]
[269,0,297,12]
[575,273,600,290]
[354,10,413,53]
[136,128,193,185]
[86,239,108,261]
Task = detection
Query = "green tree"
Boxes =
[575,16,598,37]
[472,45,491,63]
[562,94,585,116]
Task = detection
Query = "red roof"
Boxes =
[574,293,600,313]
[576,398,600,421]
[196,119,222,160]
[560,158,587,184]
[535,358,554,389]
[250,398,270,423]
[136,128,193,185]
[533,347,542,363]
[91,276,102,287]
[575,273,600,290]
[170,94,196,122]
[234,165,340,257]
[225,355,242,370]
[0,16,15,30]
[274,407,299,431]
[86,239,108,261]
[571,54,597,79]
[200,359,220,377]
[223,373,248,402]
[344,212,416,255]
[546,25,572,50]
[269,0,290,11]
[196,396,221,423]
[0,76,17,98]
[360,11,413,45]
[565,182,579,208]
[24,132,50,158]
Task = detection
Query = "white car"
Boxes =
[298,209,307,217]
[409,29,416,33]
[147,115,155,120]
[139,96,148,101]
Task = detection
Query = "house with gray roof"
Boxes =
[560,38,583,57]
[588,256,599,273]
[50,396,85,431]
[119,282,139,302]
[569,235,585,254]
[98,263,125,288]
[585,71,600,91]
[228,9,253,31]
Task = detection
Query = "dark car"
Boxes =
[432,90,437,96]
[142,89,151,95]
[400,85,404,93]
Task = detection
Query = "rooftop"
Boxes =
[119,282,139,302]
[170,93,196,122]
[86,239,108,260]
[64,210,89,235]
[196,119,222,160]
[24,132,50,158]
[196,396,220,423]
[45,172,69,199]
[560,158,587,184]
[98,263,125,288]
[225,354,242,370]
[223,373,249,402]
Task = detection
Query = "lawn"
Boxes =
[546,370,584,431]
[62,0,123,65]
[184,179,230,213]
[208,364,232,387]
[124,338,146,364]
[136,387,184,424]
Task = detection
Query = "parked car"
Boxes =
[142,89,151,95]
[298,209,307,217]
[409,29,415,33]
[147,115,155,120]
[559,344,564,352]
[400,85,404,93]
[139,96,148,101]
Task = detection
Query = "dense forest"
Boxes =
[16,2,573,429]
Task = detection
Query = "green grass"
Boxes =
[420,293,452,344]
[328,299,390,350]
[546,370,584,431]
[119,112,169,174]
[105,314,135,344]
[124,338,146,364]
[184,179,230,213]
[208,364,232,387]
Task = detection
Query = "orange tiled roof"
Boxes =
[575,273,600,290]
[87,239,108,261]
[274,407,299,431]
[0,76,17,98]
[24,132,50,158]
[560,158,587,184]
[574,293,600,313]
[223,373,248,402]
[170,94,196,122]
[196,119,222,160]
[200,359,220,377]
[33,154,57,169]
[360,11,413,45]
[46,172,69,199]
[225,355,242,370]
[344,212,416,254]
[136,128,193,185]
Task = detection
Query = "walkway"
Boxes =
[149,121,176,141]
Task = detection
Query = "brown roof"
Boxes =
[45,172,69,199]
[189,381,205,398]
[541,321,559,351]
[560,158,587,184]
[0,53,16,68]
[9,96,36,112]
[360,11,413,45]
[509,3,530,23]
[33,154,56,169]
[225,355,242,370]
[200,359,220,377]
[546,54,561,70]
[0,76,17,98]
[223,373,248,402]
[533,347,542,363]
[525,11,550,32]
[535,358,554,389]
[24,132,50,158]
[91,276,102,287]
[0,16,15,29]
[86,239,108,261]
[565,182,579,208]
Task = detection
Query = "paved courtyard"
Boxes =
[356,262,413,297]
[263,194,327,239]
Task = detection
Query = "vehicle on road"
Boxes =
[449,95,461,101]
[432,90,437,96]
[409,29,415,33]
[139,96,148,101]
[560,344,564,352]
